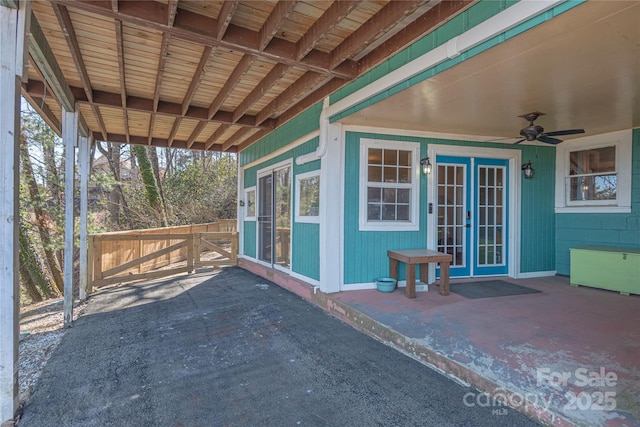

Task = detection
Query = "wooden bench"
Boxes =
[387,249,453,298]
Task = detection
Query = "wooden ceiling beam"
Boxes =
[94,132,235,153]
[330,0,426,69]
[207,54,255,120]
[26,80,275,129]
[152,33,171,112]
[296,0,360,61]
[204,124,230,150]
[216,0,239,39]
[167,0,178,26]
[52,3,108,140]
[51,0,357,80]
[114,19,130,144]
[182,46,213,116]
[221,127,252,152]
[259,1,297,51]
[111,0,117,13]
[186,121,206,149]
[232,63,289,123]
[255,71,327,125]
[167,118,181,148]
[237,128,271,152]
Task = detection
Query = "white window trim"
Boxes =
[244,186,256,221]
[295,170,320,224]
[359,139,420,231]
[555,130,632,214]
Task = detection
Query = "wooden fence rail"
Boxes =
[86,221,238,294]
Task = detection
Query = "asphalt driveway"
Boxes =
[19,267,539,426]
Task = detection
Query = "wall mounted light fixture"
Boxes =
[521,161,534,179]
[420,157,432,175]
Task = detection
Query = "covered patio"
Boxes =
[242,258,640,426]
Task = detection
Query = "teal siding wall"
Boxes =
[239,103,322,167]
[555,129,640,275]
[243,221,256,258]
[330,1,583,121]
[242,137,321,281]
[343,131,556,284]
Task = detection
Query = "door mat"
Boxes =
[449,280,542,299]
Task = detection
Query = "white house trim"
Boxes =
[426,144,522,281]
[294,170,320,224]
[243,130,319,170]
[554,129,632,214]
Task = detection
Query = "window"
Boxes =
[244,187,256,220]
[555,130,632,213]
[295,171,320,223]
[359,139,420,231]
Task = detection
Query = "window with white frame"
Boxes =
[244,187,256,220]
[295,171,320,223]
[359,139,420,231]
[555,130,632,213]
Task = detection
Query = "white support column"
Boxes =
[78,134,91,301]
[62,109,79,325]
[319,123,343,293]
[0,3,27,423]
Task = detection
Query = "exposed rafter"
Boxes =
[205,124,231,150]
[330,0,426,69]
[208,54,255,120]
[94,132,235,153]
[51,0,357,80]
[52,3,108,140]
[114,19,130,144]
[259,1,297,51]
[216,0,239,39]
[167,117,181,148]
[232,63,288,123]
[296,1,361,61]
[221,127,252,152]
[186,121,206,149]
[182,46,213,116]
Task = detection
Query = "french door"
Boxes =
[257,164,291,269]
[436,156,508,277]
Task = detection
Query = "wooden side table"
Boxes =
[387,249,453,298]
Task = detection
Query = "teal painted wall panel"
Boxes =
[244,221,256,258]
[555,129,640,275]
[242,137,320,280]
[292,223,320,281]
[239,104,321,167]
[343,132,556,284]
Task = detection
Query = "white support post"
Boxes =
[78,134,91,301]
[62,108,79,325]
[0,3,27,423]
[319,123,343,293]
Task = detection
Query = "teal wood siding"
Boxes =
[292,223,320,280]
[343,131,556,283]
[243,221,256,258]
[330,1,583,122]
[555,129,640,275]
[520,145,556,273]
[239,103,322,167]
[241,137,320,281]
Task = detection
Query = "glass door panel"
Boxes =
[258,174,273,263]
[474,159,508,275]
[274,166,291,268]
[436,156,470,277]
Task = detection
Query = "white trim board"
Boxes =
[242,130,319,170]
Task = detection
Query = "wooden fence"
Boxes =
[86,221,237,293]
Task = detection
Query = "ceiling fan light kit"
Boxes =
[512,112,585,145]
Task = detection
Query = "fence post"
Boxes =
[193,233,201,269]
[231,232,239,265]
[187,234,194,273]
[93,236,103,289]
[86,235,94,295]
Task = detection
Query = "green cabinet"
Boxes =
[570,246,640,295]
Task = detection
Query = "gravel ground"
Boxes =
[18,298,87,406]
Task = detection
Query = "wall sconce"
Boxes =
[521,161,534,179]
[420,157,432,175]
[581,180,589,193]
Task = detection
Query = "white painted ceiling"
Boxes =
[341,1,640,143]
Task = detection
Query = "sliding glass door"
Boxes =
[257,163,291,269]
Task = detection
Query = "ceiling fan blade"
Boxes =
[544,129,585,137]
[512,138,526,145]
[538,135,563,145]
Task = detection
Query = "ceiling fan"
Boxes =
[513,112,585,145]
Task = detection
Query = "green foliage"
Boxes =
[132,145,162,208]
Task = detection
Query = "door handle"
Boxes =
[466,210,471,220]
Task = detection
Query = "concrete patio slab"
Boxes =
[18,268,539,427]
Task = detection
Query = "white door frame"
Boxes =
[426,145,521,282]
